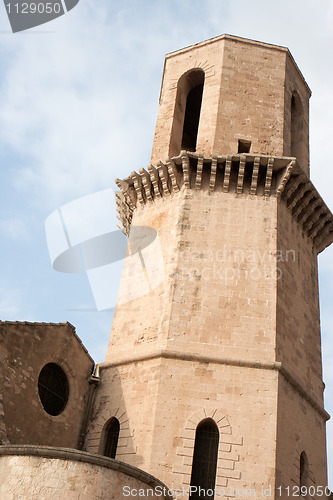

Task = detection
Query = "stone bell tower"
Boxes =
[87,35,333,498]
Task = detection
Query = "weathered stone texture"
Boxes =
[151,35,310,174]
[284,53,310,171]
[93,34,332,499]
[276,375,328,495]
[109,187,277,363]
[276,200,323,398]
[0,446,172,499]
[88,359,278,497]
[93,169,330,495]
[0,322,94,448]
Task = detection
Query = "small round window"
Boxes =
[38,363,69,416]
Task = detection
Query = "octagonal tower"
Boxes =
[87,35,333,499]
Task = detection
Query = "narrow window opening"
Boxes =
[190,419,219,500]
[181,83,204,152]
[238,139,251,154]
[103,418,120,459]
[291,92,303,162]
[300,451,308,496]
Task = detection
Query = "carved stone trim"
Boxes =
[116,153,333,253]
[85,405,136,458]
[99,350,329,421]
[298,198,321,225]
[157,161,171,196]
[293,191,315,219]
[250,156,260,195]
[173,409,242,499]
[139,168,153,202]
[167,158,180,193]
[181,151,191,189]
[148,164,162,199]
[236,155,246,194]
[223,155,232,193]
[195,153,204,190]
[264,157,274,197]
[210,154,218,193]
[287,184,308,211]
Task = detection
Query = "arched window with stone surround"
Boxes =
[103,417,120,459]
[189,418,219,500]
[169,69,205,158]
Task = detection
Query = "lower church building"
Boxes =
[1,34,333,499]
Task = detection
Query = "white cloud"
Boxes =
[0,1,162,207]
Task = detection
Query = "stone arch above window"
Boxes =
[86,406,136,458]
[102,417,120,459]
[294,445,314,494]
[190,418,219,499]
[173,408,243,495]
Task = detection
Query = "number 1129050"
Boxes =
[277,485,331,496]
[6,3,62,14]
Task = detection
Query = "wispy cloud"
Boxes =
[0,1,227,209]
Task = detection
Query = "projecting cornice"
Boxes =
[115,152,333,254]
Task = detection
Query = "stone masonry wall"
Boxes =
[0,446,173,500]
[275,373,328,498]
[276,200,323,401]
[87,358,279,499]
[151,35,310,170]
[284,54,311,173]
[0,322,94,448]
[108,186,278,364]
[214,38,286,159]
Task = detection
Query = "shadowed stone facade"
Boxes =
[0,321,94,448]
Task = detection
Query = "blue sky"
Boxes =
[0,0,333,487]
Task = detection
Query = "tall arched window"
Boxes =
[181,81,204,152]
[169,69,205,157]
[190,419,219,500]
[103,418,120,459]
[300,451,309,495]
[291,92,304,163]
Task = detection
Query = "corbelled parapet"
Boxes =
[115,151,333,254]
